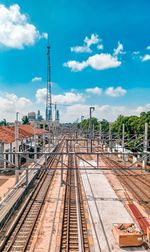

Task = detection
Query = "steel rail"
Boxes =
[60,144,90,252]
[1,139,65,252]
[101,156,150,213]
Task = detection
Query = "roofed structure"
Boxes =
[0,125,47,144]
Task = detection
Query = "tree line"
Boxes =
[79,112,150,152]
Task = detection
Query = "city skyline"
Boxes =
[0,0,150,122]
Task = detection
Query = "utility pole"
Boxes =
[122,123,126,161]
[122,123,125,151]
[92,124,95,139]
[48,129,51,152]
[89,106,95,119]
[143,122,148,168]
[89,106,95,139]
[15,112,19,184]
[99,122,102,145]
[34,126,37,162]
[43,122,46,151]
[109,123,112,152]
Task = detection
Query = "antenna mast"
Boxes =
[46,42,52,123]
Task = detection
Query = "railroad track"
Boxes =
[0,139,65,252]
[60,146,90,252]
[101,154,150,213]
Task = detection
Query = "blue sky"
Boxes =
[0,0,150,122]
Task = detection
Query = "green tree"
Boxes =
[78,111,150,152]
[22,116,29,125]
[0,119,8,126]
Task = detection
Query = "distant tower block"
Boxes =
[55,103,60,125]
[37,110,43,121]
[46,44,52,123]
[28,112,36,122]
[56,110,60,123]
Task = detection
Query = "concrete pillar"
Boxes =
[9,143,13,163]
[90,139,92,153]
[0,142,3,166]
[124,154,128,162]
[75,131,78,139]
[15,115,19,184]
[43,123,46,151]
[66,140,68,153]
[87,140,89,153]
[137,154,141,161]
[34,127,37,162]
[26,156,29,186]
[48,133,51,152]
[4,153,6,169]
[122,124,125,149]
[97,154,99,168]
[61,154,63,186]
[133,156,138,167]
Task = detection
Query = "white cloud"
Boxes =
[71,33,102,53]
[84,34,100,47]
[36,88,47,103]
[141,54,150,61]
[64,104,90,119]
[0,92,32,121]
[71,45,91,53]
[87,53,121,70]
[97,44,104,50]
[2,93,32,109]
[65,36,124,72]
[0,4,47,49]
[64,53,121,72]
[40,32,48,40]
[113,41,124,56]
[59,104,129,122]
[1,90,149,123]
[136,104,150,113]
[105,86,127,97]
[63,60,88,71]
[53,92,84,104]
[86,87,102,95]
[32,77,42,82]
[36,88,85,104]
[60,102,150,123]
[146,46,150,50]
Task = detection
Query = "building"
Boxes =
[37,110,43,121]
[28,112,36,122]
[0,125,47,169]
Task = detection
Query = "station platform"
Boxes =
[80,159,147,252]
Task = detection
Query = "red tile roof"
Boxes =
[0,125,47,144]
[19,125,47,136]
